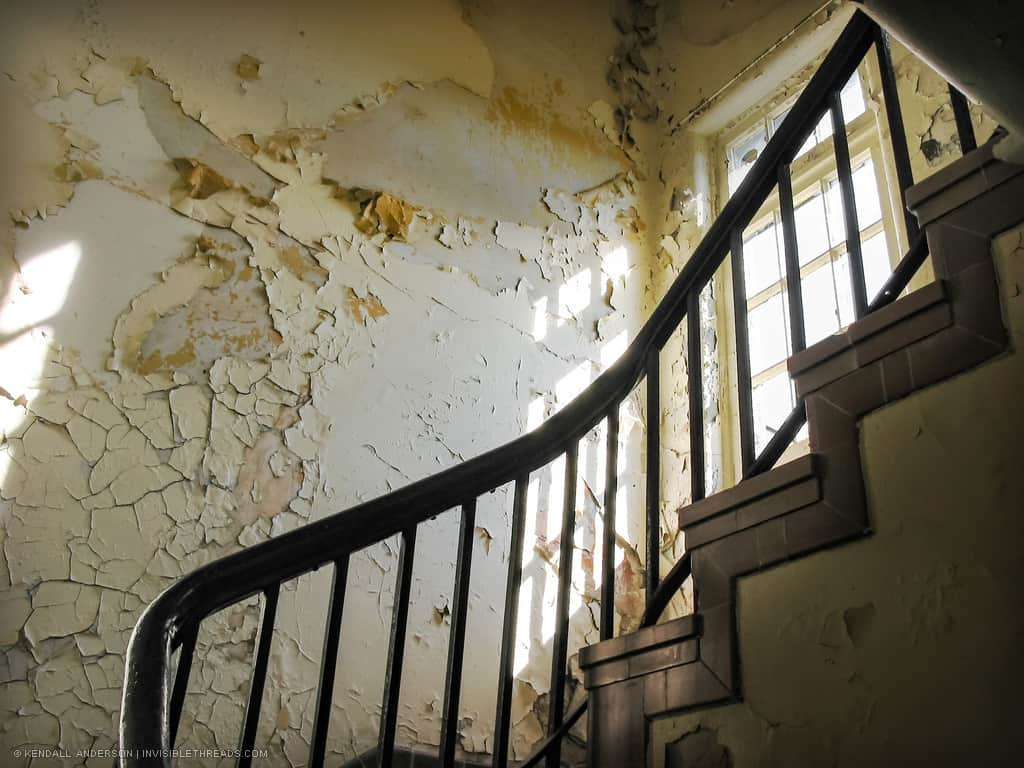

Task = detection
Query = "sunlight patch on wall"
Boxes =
[601,244,630,281]
[558,268,592,325]
[0,241,81,415]
[527,396,546,431]
[555,362,592,407]
[600,330,629,369]
[1,241,81,337]
[515,475,543,675]
[531,295,549,342]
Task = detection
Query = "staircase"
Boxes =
[581,138,1022,766]
[119,11,1024,768]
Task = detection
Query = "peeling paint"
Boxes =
[0,1,653,762]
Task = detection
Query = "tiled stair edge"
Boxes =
[580,150,1024,767]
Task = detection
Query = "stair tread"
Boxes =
[580,614,701,668]
[677,454,819,528]
[788,279,948,377]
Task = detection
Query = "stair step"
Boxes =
[583,148,1023,765]
[788,279,951,399]
[680,455,822,550]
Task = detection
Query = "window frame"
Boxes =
[711,63,908,475]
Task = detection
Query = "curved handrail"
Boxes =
[121,10,879,762]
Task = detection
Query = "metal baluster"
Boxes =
[867,231,929,312]
[493,475,530,768]
[546,445,579,768]
[874,27,919,241]
[744,401,807,479]
[645,349,661,606]
[830,88,868,319]
[600,408,619,641]
[168,622,198,748]
[687,291,706,502]
[239,585,280,768]
[439,501,477,768]
[948,84,977,154]
[309,555,351,768]
[730,231,756,474]
[379,527,417,768]
[778,165,807,354]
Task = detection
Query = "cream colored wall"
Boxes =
[650,227,1024,766]
[0,1,664,765]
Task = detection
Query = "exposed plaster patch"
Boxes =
[136,75,277,200]
[345,288,389,325]
[109,235,238,374]
[356,193,419,242]
[236,55,262,82]
[233,432,303,526]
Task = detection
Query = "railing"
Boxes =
[120,10,979,768]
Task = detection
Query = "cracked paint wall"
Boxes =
[650,228,1024,767]
[0,1,661,765]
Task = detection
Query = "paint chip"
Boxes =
[236,54,262,81]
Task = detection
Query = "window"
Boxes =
[720,70,902,455]
[727,75,868,195]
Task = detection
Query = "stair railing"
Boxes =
[120,10,974,767]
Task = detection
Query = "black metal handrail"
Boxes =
[121,10,973,768]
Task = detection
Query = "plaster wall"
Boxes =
[0,1,661,765]
[650,227,1024,766]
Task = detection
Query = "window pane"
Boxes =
[825,179,846,248]
[743,221,782,297]
[840,73,866,123]
[774,109,831,160]
[774,73,864,161]
[794,190,830,265]
[861,231,892,301]
[729,127,768,194]
[853,159,882,226]
[802,263,840,345]
[832,253,858,328]
[752,372,795,454]
[747,293,790,374]
[770,108,789,135]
